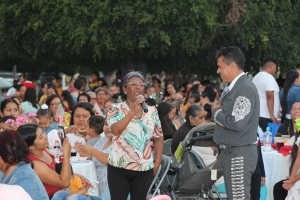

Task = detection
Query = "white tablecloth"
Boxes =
[71,160,99,197]
[262,150,290,200]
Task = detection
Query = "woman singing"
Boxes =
[107,71,164,200]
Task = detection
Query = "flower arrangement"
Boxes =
[5,113,40,130]
[28,112,40,124]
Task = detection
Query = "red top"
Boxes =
[28,151,61,197]
[65,106,71,112]
[21,81,36,89]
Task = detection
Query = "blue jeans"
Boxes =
[52,191,102,200]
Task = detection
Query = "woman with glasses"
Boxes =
[46,94,64,117]
[87,91,97,106]
[106,71,164,200]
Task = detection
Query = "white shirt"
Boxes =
[0,184,32,200]
[228,72,246,91]
[67,133,86,147]
[252,71,280,118]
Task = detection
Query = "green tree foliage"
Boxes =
[0,0,299,76]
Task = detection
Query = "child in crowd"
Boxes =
[86,116,105,146]
[37,104,60,148]
[52,163,90,200]
[0,116,16,131]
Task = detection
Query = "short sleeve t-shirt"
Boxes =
[252,71,280,119]
[69,175,88,195]
[107,102,163,171]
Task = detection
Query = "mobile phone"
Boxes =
[58,126,66,140]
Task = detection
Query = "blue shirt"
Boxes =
[279,85,300,115]
[43,121,59,135]
[0,162,48,200]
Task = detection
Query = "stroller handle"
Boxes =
[186,135,213,147]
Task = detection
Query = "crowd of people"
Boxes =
[1,46,300,200]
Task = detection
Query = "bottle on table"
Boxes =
[117,95,123,103]
[263,127,272,152]
[53,140,61,158]
[55,103,65,126]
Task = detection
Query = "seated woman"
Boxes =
[163,82,177,101]
[65,102,95,146]
[11,96,23,114]
[39,82,58,106]
[75,119,113,199]
[17,124,72,198]
[171,105,206,155]
[21,88,40,114]
[276,102,300,138]
[0,98,20,118]
[77,93,91,103]
[283,130,300,199]
[274,101,300,199]
[61,90,75,112]
[45,94,72,127]
[0,129,48,200]
[166,98,184,127]
[157,102,177,140]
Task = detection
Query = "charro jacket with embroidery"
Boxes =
[212,74,260,146]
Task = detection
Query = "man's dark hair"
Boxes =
[262,55,278,68]
[74,79,82,90]
[51,75,60,81]
[216,46,245,70]
[200,80,211,86]
[25,73,35,81]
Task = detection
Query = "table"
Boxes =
[262,150,290,200]
[71,160,100,197]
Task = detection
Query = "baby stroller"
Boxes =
[161,122,223,200]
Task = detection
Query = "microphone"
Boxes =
[138,95,148,113]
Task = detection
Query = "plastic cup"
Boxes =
[274,137,282,144]
[71,148,77,157]
[282,135,290,144]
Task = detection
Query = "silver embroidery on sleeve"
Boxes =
[232,96,251,122]
[231,156,245,200]
[214,109,224,127]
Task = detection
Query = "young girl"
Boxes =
[37,104,60,149]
